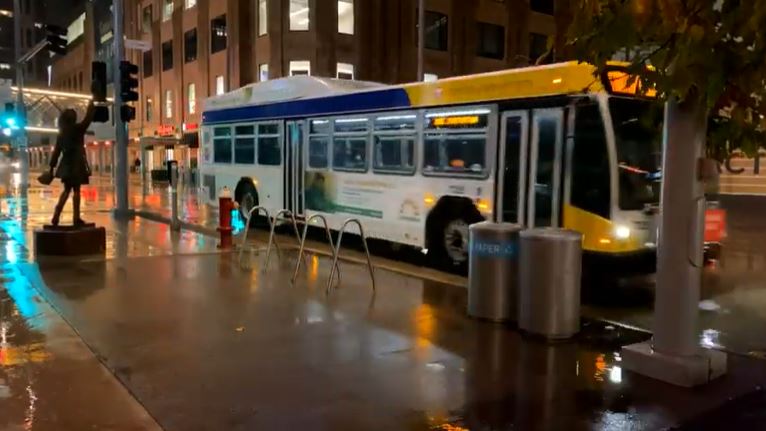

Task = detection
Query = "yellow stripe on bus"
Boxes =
[403,62,606,108]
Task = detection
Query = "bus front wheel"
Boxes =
[425,202,483,272]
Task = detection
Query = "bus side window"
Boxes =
[308,136,329,169]
[213,127,232,164]
[257,123,281,166]
[571,103,611,219]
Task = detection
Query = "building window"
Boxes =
[143,50,153,78]
[529,32,550,63]
[289,60,310,76]
[424,73,438,82]
[210,15,227,53]
[530,0,554,15]
[421,11,448,51]
[184,28,197,63]
[258,0,267,36]
[337,63,354,80]
[290,0,309,31]
[162,40,173,70]
[163,0,173,22]
[146,97,153,122]
[165,90,173,118]
[187,83,196,114]
[338,0,353,34]
[215,75,225,95]
[142,5,152,33]
[259,64,269,82]
[0,63,10,70]
[476,22,505,60]
[185,0,196,9]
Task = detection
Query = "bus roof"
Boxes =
[203,62,607,125]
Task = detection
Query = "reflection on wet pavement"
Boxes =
[0,248,160,429]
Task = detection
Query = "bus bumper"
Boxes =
[584,248,657,276]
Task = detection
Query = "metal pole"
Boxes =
[113,0,130,216]
[417,0,425,81]
[13,0,28,190]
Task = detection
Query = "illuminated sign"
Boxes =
[604,70,657,98]
[157,124,175,136]
[183,122,199,132]
[431,115,480,127]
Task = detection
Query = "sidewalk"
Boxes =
[16,247,766,430]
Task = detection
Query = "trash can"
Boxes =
[518,228,582,339]
[467,222,523,322]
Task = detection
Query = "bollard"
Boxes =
[218,186,234,249]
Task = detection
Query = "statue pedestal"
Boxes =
[34,224,106,256]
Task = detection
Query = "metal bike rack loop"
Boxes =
[292,214,341,287]
[264,209,303,268]
[238,206,271,267]
[326,218,376,294]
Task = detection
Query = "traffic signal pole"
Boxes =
[13,0,28,191]
[112,0,130,217]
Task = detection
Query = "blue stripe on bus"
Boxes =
[202,88,412,125]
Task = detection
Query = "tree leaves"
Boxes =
[569,0,766,156]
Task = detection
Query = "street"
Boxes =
[0,176,761,429]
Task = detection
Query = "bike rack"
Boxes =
[264,209,303,268]
[238,206,271,267]
[291,214,341,288]
[326,218,376,294]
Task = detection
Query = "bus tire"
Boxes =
[425,199,484,272]
[234,178,260,226]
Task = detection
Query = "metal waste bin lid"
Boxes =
[469,221,523,233]
[520,227,582,242]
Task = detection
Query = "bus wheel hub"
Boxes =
[444,220,469,263]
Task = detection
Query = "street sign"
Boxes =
[125,39,151,52]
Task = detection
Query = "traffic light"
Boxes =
[119,61,139,122]
[91,61,107,102]
[1,103,20,137]
[120,105,136,123]
[119,61,139,102]
[44,24,67,56]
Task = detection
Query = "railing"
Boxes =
[238,206,271,268]
[264,209,303,268]
[292,214,341,288]
[326,218,376,294]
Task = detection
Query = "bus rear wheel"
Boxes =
[425,203,483,273]
[234,179,260,226]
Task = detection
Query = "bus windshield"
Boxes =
[609,97,663,210]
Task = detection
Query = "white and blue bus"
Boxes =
[200,62,662,272]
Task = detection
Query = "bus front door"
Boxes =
[498,110,529,224]
[284,120,305,216]
[526,108,565,228]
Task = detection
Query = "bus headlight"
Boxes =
[615,225,631,239]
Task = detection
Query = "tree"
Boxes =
[568,0,766,158]
[566,0,761,385]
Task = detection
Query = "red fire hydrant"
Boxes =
[218,186,234,249]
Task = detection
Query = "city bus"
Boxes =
[200,62,662,272]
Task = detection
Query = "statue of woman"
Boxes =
[49,101,95,226]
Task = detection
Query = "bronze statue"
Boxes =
[49,101,95,226]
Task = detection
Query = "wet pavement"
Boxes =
[584,195,766,358]
[0,176,766,429]
[0,236,160,430]
[19,251,766,430]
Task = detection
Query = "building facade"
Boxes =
[0,0,50,86]
[126,0,567,143]
[51,0,569,178]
